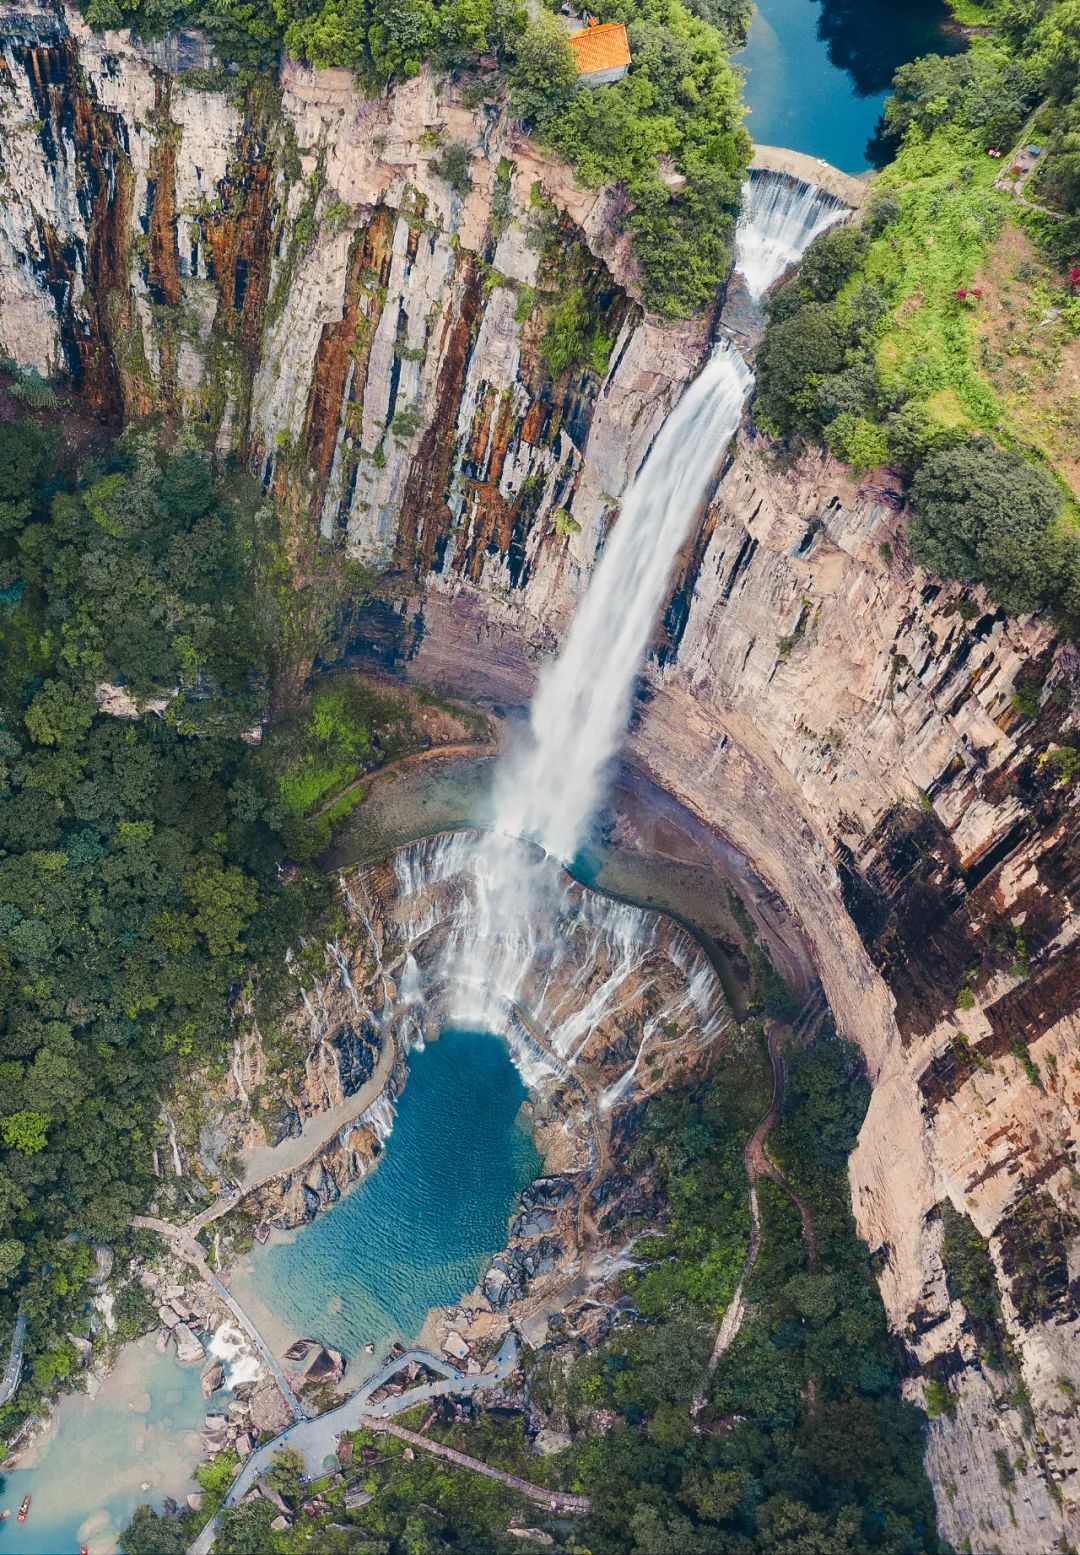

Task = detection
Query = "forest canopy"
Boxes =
[0,419,319,1413]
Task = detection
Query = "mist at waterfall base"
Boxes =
[235,1031,540,1358]
[736,0,959,172]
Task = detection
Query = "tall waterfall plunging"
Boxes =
[492,342,753,869]
[735,169,850,300]
[430,177,846,1057]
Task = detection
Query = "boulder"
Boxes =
[186,1493,205,1513]
[442,1330,470,1361]
[270,1515,291,1532]
[200,1361,225,1396]
[304,1345,346,1385]
[532,1429,572,1457]
[158,1304,180,1329]
[154,1327,171,1353]
[173,1323,204,1364]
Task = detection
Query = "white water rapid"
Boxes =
[735,169,850,300]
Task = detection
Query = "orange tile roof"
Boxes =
[568,21,631,76]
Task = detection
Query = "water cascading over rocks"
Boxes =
[735,169,850,301]
[406,185,850,1074]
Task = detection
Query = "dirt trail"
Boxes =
[313,740,498,818]
[699,1014,818,1393]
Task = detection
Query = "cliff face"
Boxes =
[4,8,1080,1548]
[0,1,704,600]
[415,440,1080,1551]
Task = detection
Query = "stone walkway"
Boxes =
[131,1215,307,1422]
[232,1031,397,1193]
[378,1420,589,1514]
[188,1335,540,1554]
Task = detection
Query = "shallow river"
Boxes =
[0,1339,206,1555]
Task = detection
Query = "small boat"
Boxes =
[17,1494,31,1523]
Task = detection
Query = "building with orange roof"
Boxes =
[567,18,631,85]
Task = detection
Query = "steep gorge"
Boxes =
[3,7,1080,1550]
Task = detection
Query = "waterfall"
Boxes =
[492,341,753,869]
[416,180,839,1097]
[735,169,849,300]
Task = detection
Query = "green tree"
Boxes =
[1,1110,49,1154]
[0,1238,25,1287]
[120,1506,189,1555]
[909,440,1065,612]
[25,681,96,748]
[508,11,577,124]
[182,858,258,957]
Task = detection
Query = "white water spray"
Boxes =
[735,169,849,300]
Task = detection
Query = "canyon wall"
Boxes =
[3,7,1080,1549]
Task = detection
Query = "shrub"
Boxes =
[431,139,473,196]
[10,368,59,409]
[824,413,889,473]
[909,440,1065,614]
[540,287,613,379]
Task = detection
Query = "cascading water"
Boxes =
[424,177,849,1093]
[735,168,850,301]
[491,342,753,868]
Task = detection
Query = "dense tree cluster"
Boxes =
[565,1032,942,1555]
[0,420,319,1415]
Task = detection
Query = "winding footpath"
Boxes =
[187,1333,585,1554]
[697,1015,819,1400]
[0,1305,26,1407]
